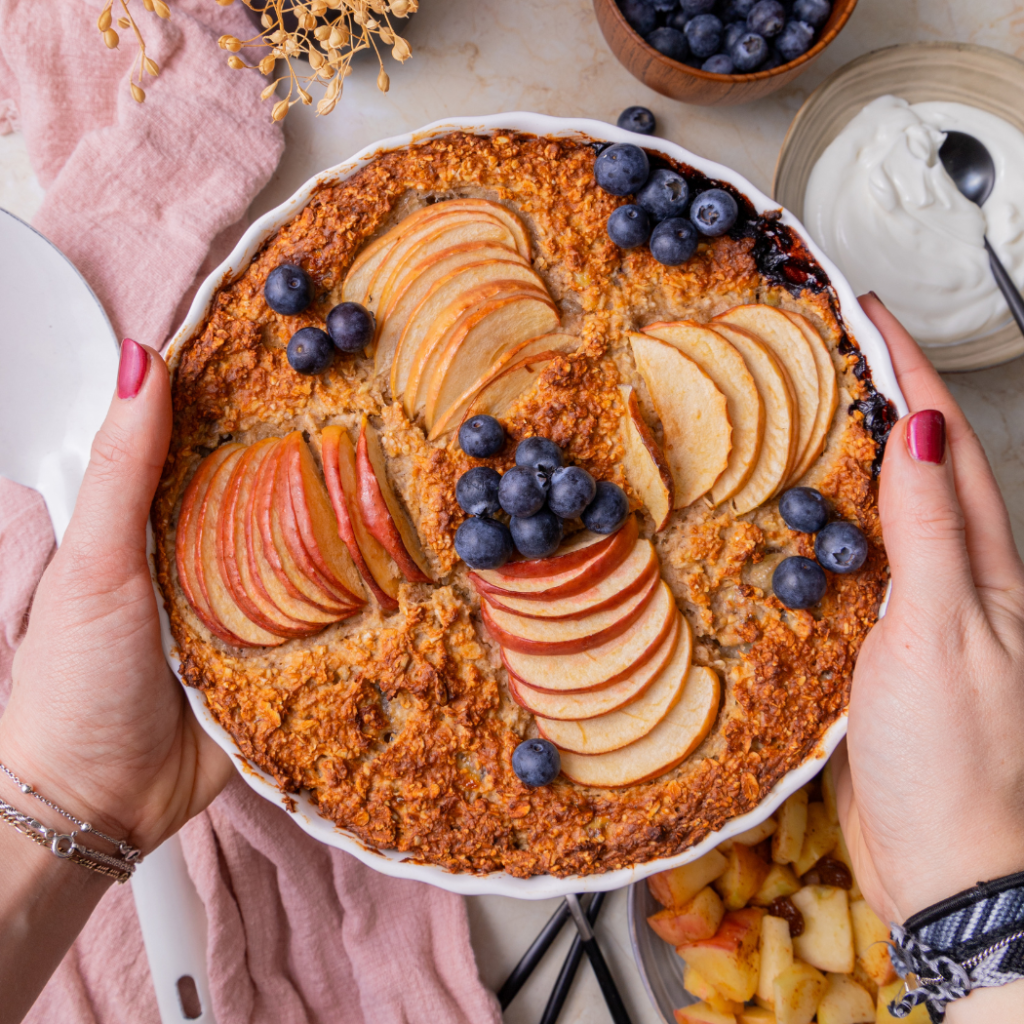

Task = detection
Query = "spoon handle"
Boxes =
[984,238,1024,337]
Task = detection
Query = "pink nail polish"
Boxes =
[906,409,945,464]
[117,339,149,399]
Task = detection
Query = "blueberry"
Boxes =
[499,466,550,517]
[456,466,502,517]
[646,26,689,63]
[512,738,560,787]
[690,188,739,236]
[607,204,653,249]
[286,327,334,375]
[759,46,785,70]
[729,30,769,70]
[772,556,827,609]
[722,0,756,18]
[747,0,786,36]
[515,436,563,475]
[643,0,679,10]
[684,13,723,58]
[637,168,689,222]
[650,216,700,265]
[815,521,868,574]
[454,516,514,570]
[617,106,657,136]
[265,263,313,316]
[779,487,830,533]
[459,414,505,458]
[776,18,814,60]
[511,509,564,559]
[702,53,735,73]
[618,0,658,35]
[594,143,652,197]
[548,466,598,519]
[581,481,629,534]
[793,0,830,27]
[667,8,691,31]
[679,0,716,12]
[723,20,748,50]
[326,301,374,353]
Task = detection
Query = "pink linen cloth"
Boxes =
[0,3,503,1022]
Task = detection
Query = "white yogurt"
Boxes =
[804,95,1024,347]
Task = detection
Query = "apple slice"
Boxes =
[356,418,432,582]
[217,439,320,637]
[643,322,764,506]
[713,305,819,482]
[619,385,674,530]
[503,578,676,693]
[194,445,285,647]
[396,269,548,412]
[483,537,656,619]
[709,323,796,515]
[537,612,692,753]
[428,334,577,441]
[343,198,531,307]
[782,310,839,485]
[629,333,732,509]
[321,425,401,612]
[424,293,560,426]
[558,664,720,786]
[492,523,626,579]
[508,614,682,719]
[374,243,529,376]
[176,445,247,646]
[481,570,658,655]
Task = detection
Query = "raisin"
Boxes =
[768,896,804,937]
[817,857,853,890]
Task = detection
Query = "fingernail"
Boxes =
[117,339,149,400]
[868,290,886,306]
[906,409,946,464]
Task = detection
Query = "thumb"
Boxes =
[62,339,172,575]
[879,408,976,612]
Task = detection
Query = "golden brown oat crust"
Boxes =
[153,131,888,877]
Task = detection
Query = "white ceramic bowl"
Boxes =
[155,112,907,898]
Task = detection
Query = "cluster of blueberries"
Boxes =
[595,141,739,264]
[453,415,630,571]
[618,0,832,75]
[263,263,375,375]
[772,487,869,609]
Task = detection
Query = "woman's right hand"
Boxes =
[835,295,1024,933]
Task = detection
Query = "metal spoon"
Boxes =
[938,130,1024,335]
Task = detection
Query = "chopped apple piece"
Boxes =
[677,908,765,1003]
[674,1003,736,1024]
[356,418,432,582]
[791,886,855,974]
[772,790,809,865]
[751,864,801,906]
[650,886,725,944]
[876,981,928,1023]
[683,963,744,1013]
[737,1008,777,1023]
[850,900,896,987]
[821,758,840,826]
[793,802,840,876]
[714,843,772,911]
[831,831,863,902]
[629,333,732,508]
[817,973,875,1024]
[757,914,794,1007]
[772,961,826,1024]
[619,384,674,530]
[852,959,879,1004]
[649,848,730,909]
[720,817,777,852]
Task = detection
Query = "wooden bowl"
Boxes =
[774,42,1024,372]
[592,0,858,106]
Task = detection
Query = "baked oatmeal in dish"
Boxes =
[152,129,895,879]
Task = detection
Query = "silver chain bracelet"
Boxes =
[0,760,142,884]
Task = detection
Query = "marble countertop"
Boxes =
[1,1,1022,1020]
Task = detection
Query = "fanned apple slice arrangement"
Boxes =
[470,514,722,789]
[628,306,839,519]
[341,198,575,438]
[175,422,433,645]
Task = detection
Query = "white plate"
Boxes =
[155,112,908,899]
